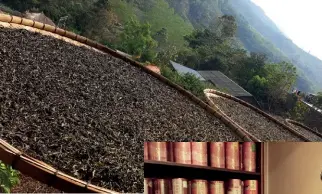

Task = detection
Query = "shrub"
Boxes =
[289,100,309,121]
[118,19,157,62]
[160,65,212,99]
[0,162,19,193]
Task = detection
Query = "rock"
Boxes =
[23,11,55,26]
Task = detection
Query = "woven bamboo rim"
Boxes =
[285,119,322,139]
[0,13,255,191]
[0,139,118,193]
[204,92,261,142]
[204,89,311,141]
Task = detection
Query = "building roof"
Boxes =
[198,71,252,97]
[169,61,252,97]
[170,61,206,81]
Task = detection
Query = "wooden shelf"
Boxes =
[144,160,260,181]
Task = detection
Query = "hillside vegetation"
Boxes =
[1,0,321,110]
[164,0,322,92]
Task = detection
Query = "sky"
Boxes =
[251,0,322,60]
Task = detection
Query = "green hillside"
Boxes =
[1,0,322,93]
[91,0,194,49]
[162,0,321,92]
[227,0,321,92]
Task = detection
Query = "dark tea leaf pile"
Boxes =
[0,28,242,192]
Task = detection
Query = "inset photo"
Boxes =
[144,142,322,194]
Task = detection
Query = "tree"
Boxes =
[211,15,237,39]
[184,29,222,49]
[154,45,179,66]
[1,0,39,11]
[95,0,109,8]
[181,26,244,73]
[125,0,155,11]
[153,28,168,50]
[289,100,309,121]
[78,0,112,43]
[2,0,109,34]
[179,15,244,74]
[263,62,297,110]
[119,19,157,62]
[233,52,267,87]
[246,75,268,100]
[160,65,212,99]
[312,92,322,109]
[153,28,168,42]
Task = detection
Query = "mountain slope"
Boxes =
[228,0,322,92]
[108,0,194,49]
[165,0,321,92]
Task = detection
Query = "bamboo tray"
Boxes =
[0,13,254,142]
[286,119,322,139]
[204,89,310,142]
[0,139,118,193]
[0,13,259,192]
